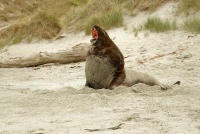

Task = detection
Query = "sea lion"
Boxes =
[85,25,125,89]
[85,25,180,90]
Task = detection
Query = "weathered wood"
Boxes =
[0,43,90,68]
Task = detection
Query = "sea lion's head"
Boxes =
[90,25,110,46]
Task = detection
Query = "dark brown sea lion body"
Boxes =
[85,25,180,90]
[85,25,125,89]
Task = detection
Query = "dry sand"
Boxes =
[0,2,200,134]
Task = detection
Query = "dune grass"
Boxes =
[0,0,200,48]
[84,8,123,35]
[123,0,170,16]
[144,17,177,32]
[25,12,61,39]
[177,0,200,15]
[183,18,200,33]
[132,25,143,37]
[0,12,61,45]
[0,0,171,47]
[68,0,88,6]
[0,0,43,21]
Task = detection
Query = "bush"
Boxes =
[183,18,200,33]
[144,17,177,32]
[68,0,88,6]
[0,12,61,45]
[85,8,123,35]
[177,0,200,15]
[25,12,61,39]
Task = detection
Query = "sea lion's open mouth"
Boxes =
[90,27,98,45]
[92,27,98,39]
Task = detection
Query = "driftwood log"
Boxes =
[0,43,90,68]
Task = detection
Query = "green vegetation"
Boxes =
[177,0,200,15]
[144,17,177,32]
[0,12,61,44]
[85,8,123,35]
[0,0,171,47]
[68,0,88,6]
[24,12,61,39]
[123,0,169,16]
[132,25,143,37]
[0,0,70,46]
[183,18,200,33]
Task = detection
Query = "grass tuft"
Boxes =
[144,17,177,32]
[85,8,123,35]
[0,12,61,45]
[132,25,143,37]
[177,0,200,15]
[123,0,169,16]
[68,0,88,6]
[183,18,200,33]
[26,12,61,39]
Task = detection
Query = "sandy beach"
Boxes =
[0,2,200,134]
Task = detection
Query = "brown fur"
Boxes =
[85,25,125,89]
[85,25,179,90]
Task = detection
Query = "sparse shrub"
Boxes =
[132,25,143,37]
[85,16,102,35]
[102,8,123,29]
[177,0,200,15]
[171,20,177,30]
[183,18,200,33]
[85,8,123,35]
[144,17,177,32]
[0,38,10,48]
[0,12,61,45]
[12,36,23,44]
[122,0,169,16]
[144,32,149,37]
[25,12,61,39]
[68,0,88,6]
[0,0,43,22]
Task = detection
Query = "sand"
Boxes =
[0,2,200,134]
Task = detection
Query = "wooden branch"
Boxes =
[85,123,123,132]
[0,43,90,68]
[136,46,188,64]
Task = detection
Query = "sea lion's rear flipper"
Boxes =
[124,69,170,90]
[173,81,181,85]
